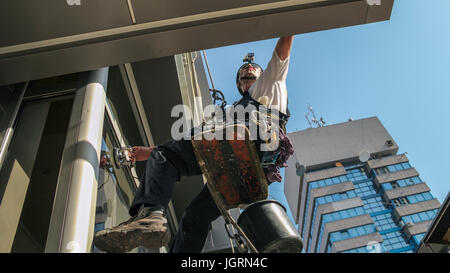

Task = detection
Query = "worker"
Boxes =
[93,35,295,253]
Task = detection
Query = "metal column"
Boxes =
[59,68,109,253]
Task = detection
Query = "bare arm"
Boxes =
[275,35,294,60]
[131,146,154,162]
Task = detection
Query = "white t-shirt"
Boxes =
[248,50,289,115]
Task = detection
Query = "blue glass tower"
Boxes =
[283,117,441,253]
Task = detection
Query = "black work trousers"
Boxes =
[128,139,221,253]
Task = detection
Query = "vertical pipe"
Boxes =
[0,82,28,171]
[59,68,109,253]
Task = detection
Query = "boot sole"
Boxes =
[94,225,170,253]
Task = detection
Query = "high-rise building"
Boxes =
[284,117,441,253]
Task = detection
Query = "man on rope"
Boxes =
[93,35,295,253]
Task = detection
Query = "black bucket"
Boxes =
[237,200,303,253]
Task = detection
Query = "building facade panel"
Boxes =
[320,214,373,252]
[324,214,374,234]
[374,168,419,186]
[332,232,384,253]
[385,183,430,200]
[394,199,441,218]
[302,182,355,248]
[367,154,409,171]
[309,198,363,251]
[284,155,301,224]
[288,117,398,169]
[310,181,355,199]
[403,220,432,238]
[304,166,346,183]
[320,197,364,215]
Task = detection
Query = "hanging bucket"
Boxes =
[237,200,303,253]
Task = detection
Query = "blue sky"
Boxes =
[203,0,450,207]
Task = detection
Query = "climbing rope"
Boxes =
[201,50,227,110]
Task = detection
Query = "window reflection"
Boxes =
[0,83,25,149]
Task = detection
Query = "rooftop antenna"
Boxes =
[305,104,326,128]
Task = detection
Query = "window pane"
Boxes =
[411,214,420,222]
[407,196,417,203]
[387,165,396,172]
[356,227,363,235]
[94,117,138,253]
[341,210,350,218]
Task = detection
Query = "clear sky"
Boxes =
[202,0,450,209]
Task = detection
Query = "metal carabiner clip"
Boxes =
[113,146,135,168]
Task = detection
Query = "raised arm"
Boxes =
[275,35,294,60]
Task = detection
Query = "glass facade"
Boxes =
[301,159,437,253]
[301,175,349,240]
[326,224,376,253]
[411,233,426,246]
[374,162,412,175]
[381,230,413,252]
[341,245,372,253]
[391,192,434,207]
[401,209,438,224]
[314,206,365,252]
[381,176,422,191]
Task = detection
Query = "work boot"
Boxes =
[93,205,170,253]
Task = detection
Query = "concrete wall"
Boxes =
[403,220,432,238]
[384,183,430,200]
[284,155,301,224]
[394,199,441,219]
[288,117,398,170]
[374,168,419,186]
[367,154,409,171]
[332,232,383,253]
[0,0,395,85]
[322,214,374,252]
